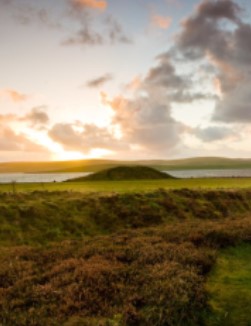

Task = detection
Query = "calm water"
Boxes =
[165,169,251,178]
[0,172,90,183]
[0,169,251,183]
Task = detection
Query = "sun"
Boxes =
[53,150,86,161]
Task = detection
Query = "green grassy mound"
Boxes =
[66,166,174,182]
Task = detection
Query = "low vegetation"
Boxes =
[0,189,251,325]
[0,189,251,246]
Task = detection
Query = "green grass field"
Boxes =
[1,177,251,193]
[207,244,251,325]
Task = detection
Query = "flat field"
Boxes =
[1,177,251,193]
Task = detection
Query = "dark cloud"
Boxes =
[175,0,251,123]
[195,126,235,142]
[145,53,187,90]
[3,0,130,46]
[104,15,132,44]
[176,0,241,59]
[86,73,113,88]
[0,0,61,29]
[143,52,215,103]
[64,0,131,46]
[0,0,13,6]
[213,82,251,123]
[63,14,132,46]
[63,26,104,46]
[21,107,49,127]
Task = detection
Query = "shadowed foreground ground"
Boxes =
[0,189,251,325]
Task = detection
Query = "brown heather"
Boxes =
[0,189,251,325]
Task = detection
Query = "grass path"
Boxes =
[1,177,251,193]
[207,244,251,326]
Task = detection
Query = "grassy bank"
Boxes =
[0,189,251,246]
[1,189,251,325]
[1,177,251,193]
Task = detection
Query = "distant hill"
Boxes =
[1,157,251,173]
[65,166,174,182]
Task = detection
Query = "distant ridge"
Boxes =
[65,166,174,182]
[1,157,251,173]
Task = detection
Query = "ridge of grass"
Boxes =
[0,189,250,246]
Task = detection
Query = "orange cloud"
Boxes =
[126,76,142,91]
[152,15,172,30]
[72,0,107,10]
[0,89,28,102]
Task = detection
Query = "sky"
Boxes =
[1,0,251,162]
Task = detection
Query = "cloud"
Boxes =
[0,113,49,154]
[14,7,60,28]
[48,122,126,153]
[99,55,192,154]
[0,0,13,6]
[63,26,103,46]
[144,52,214,103]
[104,15,132,44]
[86,73,113,88]
[195,126,235,142]
[106,95,185,152]
[176,0,242,59]
[96,51,217,156]
[152,14,172,30]
[56,0,251,157]
[0,0,61,28]
[63,14,132,46]
[21,107,49,127]
[0,127,46,152]
[2,0,130,47]
[175,0,251,124]
[65,0,131,46]
[0,89,28,102]
[70,0,107,11]
[0,114,17,123]
[144,53,187,91]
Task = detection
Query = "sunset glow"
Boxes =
[1,0,251,161]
